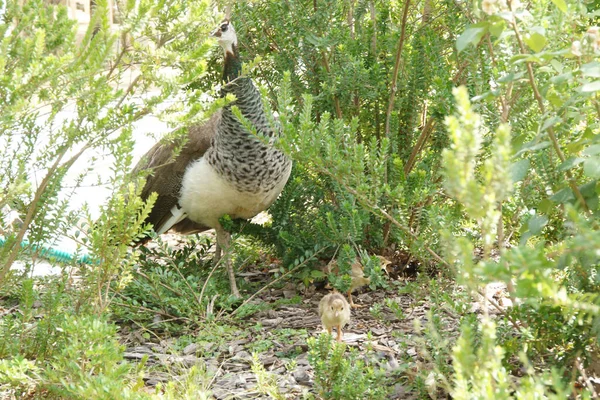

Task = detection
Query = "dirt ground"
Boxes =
[118,248,509,399]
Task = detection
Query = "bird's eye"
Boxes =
[221,24,228,32]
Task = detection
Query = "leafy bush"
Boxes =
[0,0,215,294]
[442,79,599,395]
[219,0,463,269]
[43,315,146,399]
[0,312,148,399]
[307,334,389,400]
[0,0,222,396]
[112,236,241,329]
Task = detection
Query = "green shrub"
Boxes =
[43,315,147,399]
[0,312,148,399]
[307,334,389,400]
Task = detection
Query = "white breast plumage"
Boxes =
[179,156,291,229]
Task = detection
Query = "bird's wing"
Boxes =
[351,261,365,277]
[343,306,351,324]
[134,112,221,235]
[318,296,327,317]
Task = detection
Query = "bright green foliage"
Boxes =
[0,313,148,399]
[307,334,389,400]
[0,0,215,286]
[440,5,600,391]
[251,353,286,400]
[0,356,40,394]
[159,365,214,400]
[442,86,512,267]
[443,87,511,228]
[451,319,572,399]
[0,0,220,396]
[451,320,511,399]
[43,315,146,399]
[0,278,70,361]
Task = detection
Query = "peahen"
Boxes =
[133,20,292,297]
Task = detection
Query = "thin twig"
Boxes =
[135,269,185,298]
[320,51,343,119]
[111,299,190,322]
[106,37,130,81]
[198,256,226,310]
[369,1,377,55]
[1,140,93,282]
[404,117,436,176]
[402,60,470,177]
[342,183,450,268]
[477,288,526,330]
[115,74,142,109]
[167,255,206,308]
[347,0,356,40]
[127,319,165,342]
[575,357,599,398]
[384,0,411,139]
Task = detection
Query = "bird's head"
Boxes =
[211,20,238,54]
[330,298,346,317]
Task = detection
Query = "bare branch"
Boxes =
[384,0,411,139]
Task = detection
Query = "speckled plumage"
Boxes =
[179,76,292,230]
[206,77,291,194]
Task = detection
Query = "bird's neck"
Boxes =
[222,44,241,83]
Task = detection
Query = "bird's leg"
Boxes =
[336,325,342,342]
[348,290,362,308]
[213,240,222,266]
[215,224,240,298]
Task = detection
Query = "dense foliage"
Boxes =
[1,0,600,397]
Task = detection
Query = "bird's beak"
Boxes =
[210,28,221,38]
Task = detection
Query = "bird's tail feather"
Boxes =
[156,205,187,235]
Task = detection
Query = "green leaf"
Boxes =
[524,32,547,53]
[497,71,526,83]
[581,62,600,78]
[547,91,563,107]
[580,81,600,93]
[583,144,600,156]
[489,20,506,38]
[550,0,567,12]
[528,215,548,235]
[537,198,553,214]
[550,187,574,203]
[516,141,551,156]
[584,157,600,178]
[558,157,584,172]
[550,72,573,85]
[550,60,564,73]
[510,159,530,183]
[541,116,561,131]
[310,270,326,279]
[456,24,489,53]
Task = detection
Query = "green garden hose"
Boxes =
[0,236,93,265]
